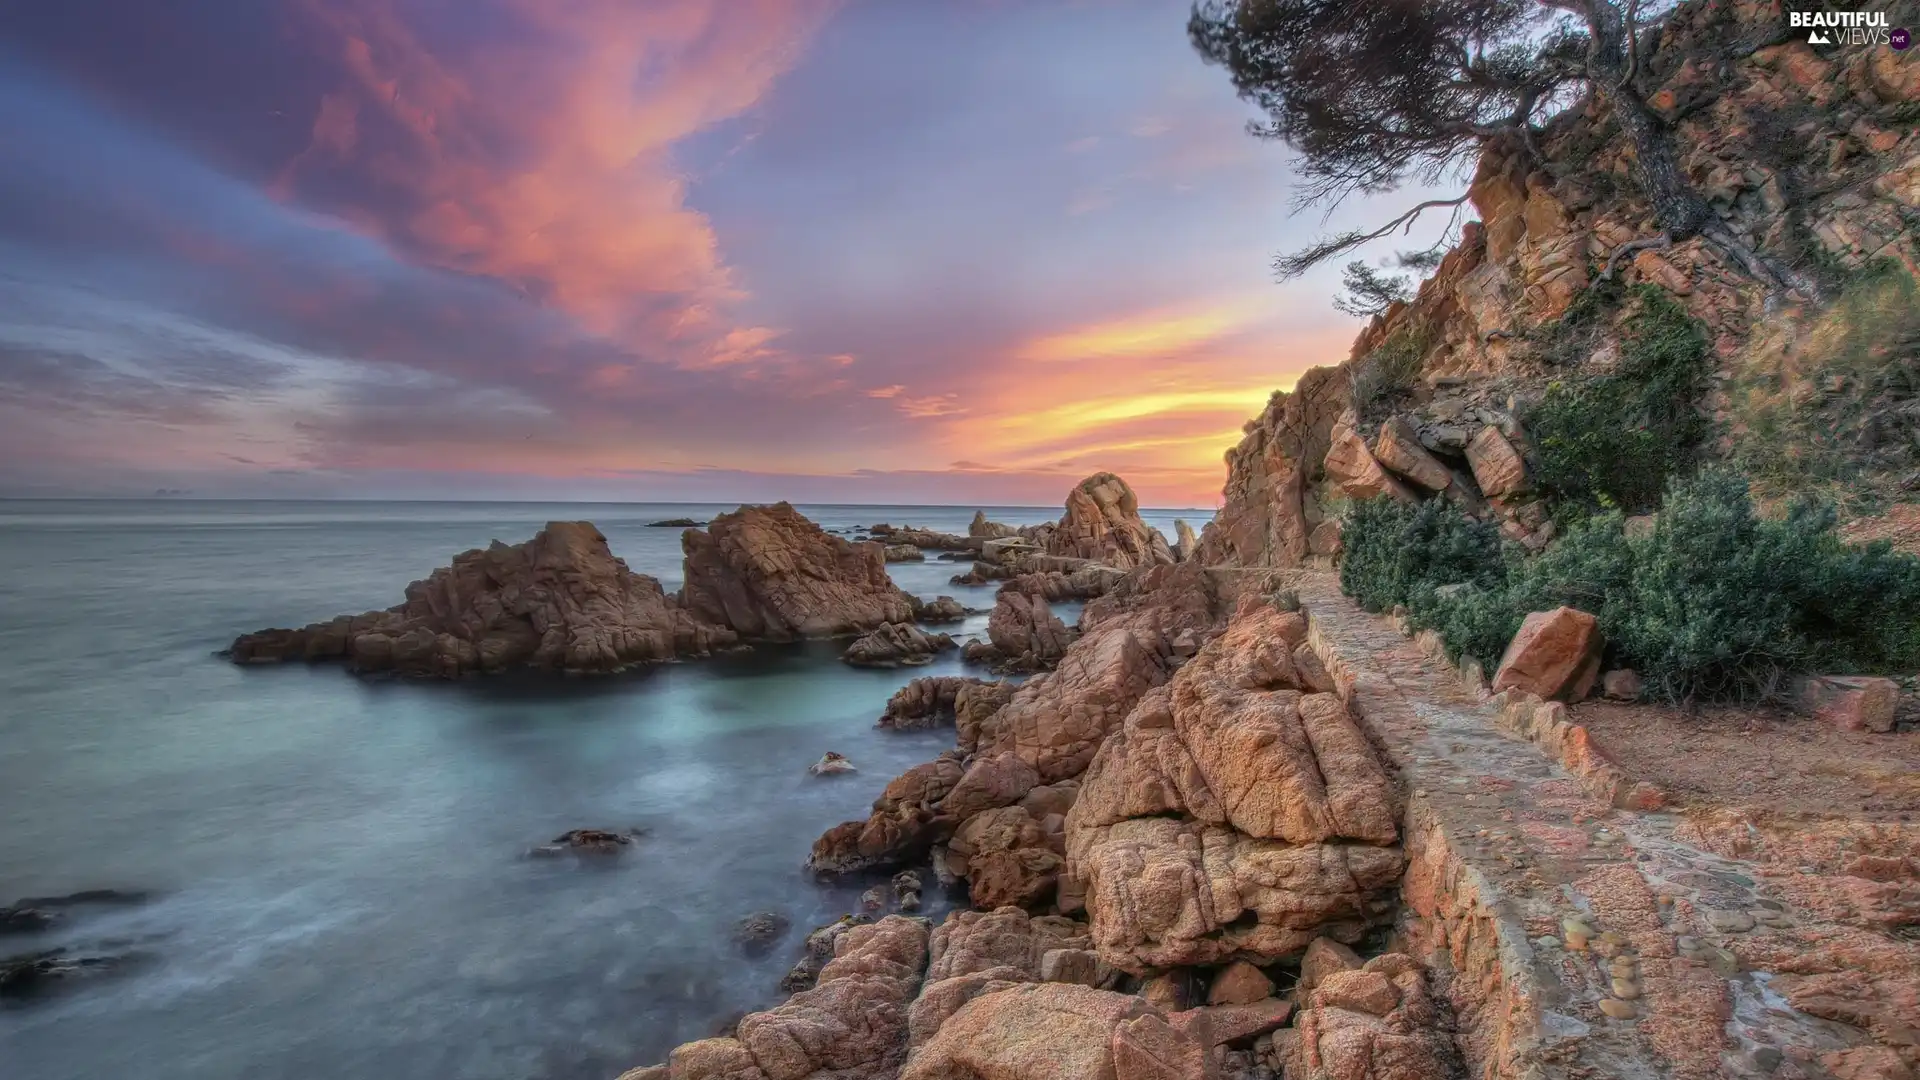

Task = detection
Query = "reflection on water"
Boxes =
[0,500,1208,1080]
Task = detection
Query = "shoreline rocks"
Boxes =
[843,623,957,668]
[682,503,919,639]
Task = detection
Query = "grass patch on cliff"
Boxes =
[1523,284,1712,512]
[1350,326,1431,420]
[1730,263,1920,509]
[1340,470,1920,703]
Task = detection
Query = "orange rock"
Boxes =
[1792,675,1899,733]
[1207,960,1276,1006]
[1326,421,1416,503]
[1466,426,1527,498]
[1314,970,1400,1016]
[1373,417,1453,493]
[1492,608,1603,703]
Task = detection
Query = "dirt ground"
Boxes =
[1571,699,1920,819]
[1841,501,1920,556]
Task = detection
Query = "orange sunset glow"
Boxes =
[0,0,1429,506]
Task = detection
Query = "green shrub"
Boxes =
[1525,285,1711,512]
[1340,470,1920,704]
[1339,496,1504,615]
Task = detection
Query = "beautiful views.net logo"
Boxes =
[1789,9,1898,46]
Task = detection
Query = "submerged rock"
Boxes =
[809,752,857,776]
[527,828,636,858]
[732,912,792,958]
[1,947,153,1001]
[646,518,707,528]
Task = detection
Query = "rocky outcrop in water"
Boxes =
[877,677,1018,733]
[682,504,919,639]
[229,522,739,677]
[843,624,956,668]
[1024,473,1176,571]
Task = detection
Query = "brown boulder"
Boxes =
[1207,961,1275,1006]
[1294,937,1363,998]
[1600,668,1643,702]
[1792,675,1900,733]
[988,589,1073,669]
[917,595,969,623]
[879,677,1014,733]
[807,757,967,874]
[1325,421,1415,503]
[843,623,956,668]
[1172,520,1199,562]
[1186,999,1293,1045]
[950,806,1064,910]
[971,511,1019,540]
[1282,954,1454,1080]
[1372,416,1453,493]
[900,983,1210,1080]
[228,522,737,677]
[1491,607,1603,703]
[1465,426,1526,498]
[681,503,917,639]
[942,753,1043,821]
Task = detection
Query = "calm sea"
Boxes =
[0,499,1208,1080]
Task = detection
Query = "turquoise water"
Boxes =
[0,499,1205,1080]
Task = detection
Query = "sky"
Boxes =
[0,0,1447,507]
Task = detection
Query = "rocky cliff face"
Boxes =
[1026,472,1177,570]
[1199,4,1920,566]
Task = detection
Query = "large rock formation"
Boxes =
[1280,953,1457,1080]
[1026,473,1176,571]
[682,503,918,639]
[1064,605,1402,972]
[901,983,1214,1080]
[228,522,738,677]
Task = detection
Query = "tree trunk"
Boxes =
[1582,0,1825,301]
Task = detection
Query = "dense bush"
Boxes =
[1338,495,1504,615]
[1525,285,1711,512]
[1340,470,1920,704]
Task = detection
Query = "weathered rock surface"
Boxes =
[1325,416,1415,503]
[970,512,1019,540]
[1065,606,1402,971]
[1491,607,1602,703]
[1194,369,1353,568]
[843,623,956,668]
[733,912,792,958]
[966,627,1170,783]
[779,914,874,993]
[1793,674,1900,733]
[915,596,969,624]
[877,677,1017,734]
[1026,473,1176,571]
[1172,520,1199,562]
[986,589,1072,670]
[1464,427,1526,499]
[1281,954,1456,1080]
[1372,416,1453,494]
[902,982,1212,1080]
[634,915,930,1080]
[229,522,738,677]
[886,544,928,563]
[682,504,917,640]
